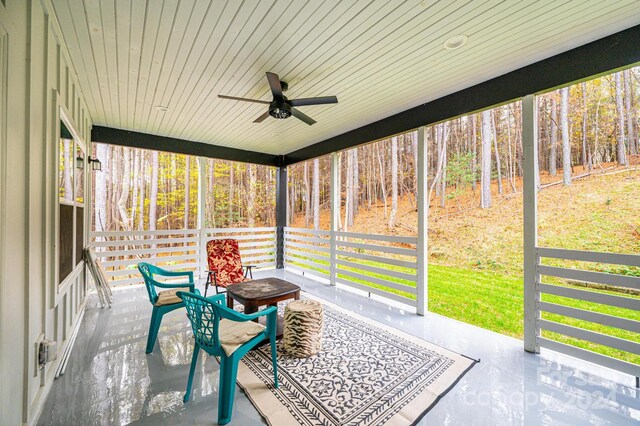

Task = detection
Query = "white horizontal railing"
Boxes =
[284,227,331,278]
[335,231,418,307]
[201,227,277,274]
[535,247,640,377]
[284,227,418,307]
[89,227,277,287]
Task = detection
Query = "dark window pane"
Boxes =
[59,204,74,283]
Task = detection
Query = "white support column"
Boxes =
[416,126,428,315]
[523,94,540,353]
[197,157,207,281]
[330,152,339,286]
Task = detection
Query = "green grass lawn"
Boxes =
[429,265,640,365]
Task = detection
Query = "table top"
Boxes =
[226,277,300,301]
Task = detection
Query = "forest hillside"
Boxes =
[290,157,640,277]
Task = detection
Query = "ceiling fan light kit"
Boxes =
[269,101,292,119]
[218,71,338,125]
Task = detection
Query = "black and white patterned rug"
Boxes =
[237,296,476,426]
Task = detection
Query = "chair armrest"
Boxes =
[205,293,226,304]
[242,306,276,321]
[152,281,195,292]
[219,305,277,323]
[156,270,194,281]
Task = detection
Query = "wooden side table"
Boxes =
[226,277,301,338]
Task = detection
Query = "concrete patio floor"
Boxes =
[38,269,640,425]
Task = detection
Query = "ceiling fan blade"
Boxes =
[291,108,316,125]
[253,110,271,123]
[265,72,284,101]
[290,96,338,107]
[218,94,270,104]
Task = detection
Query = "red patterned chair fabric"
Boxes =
[206,239,251,294]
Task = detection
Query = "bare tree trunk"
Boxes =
[94,143,109,233]
[561,87,572,186]
[138,151,146,231]
[345,150,355,229]
[428,132,448,213]
[439,125,448,208]
[375,145,387,218]
[131,149,140,229]
[171,154,177,213]
[624,70,636,155]
[208,160,216,227]
[312,158,320,230]
[110,147,119,230]
[184,156,191,229]
[550,96,558,176]
[615,72,627,166]
[435,129,442,198]
[289,178,295,225]
[117,147,131,230]
[471,114,477,190]
[149,151,159,231]
[367,147,373,209]
[411,131,418,194]
[593,95,602,168]
[304,162,310,227]
[581,82,588,168]
[247,164,256,227]
[491,111,502,194]
[389,137,398,228]
[103,146,112,231]
[481,110,492,208]
[229,164,234,224]
[353,149,359,215]
[506,111,516,192]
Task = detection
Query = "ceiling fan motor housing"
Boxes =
[269,100,292,119]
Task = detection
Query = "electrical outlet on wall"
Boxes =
[37,338,57,372]
[34,334,44,377]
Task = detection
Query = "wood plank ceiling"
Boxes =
[52,0,640,156]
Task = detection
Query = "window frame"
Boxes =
[55,104,87,298]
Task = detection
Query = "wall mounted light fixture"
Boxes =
[88,157,102,171]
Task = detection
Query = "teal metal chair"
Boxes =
[177,291,278,425]
[138,262,196,354]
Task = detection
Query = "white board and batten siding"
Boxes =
[0,1,93,424]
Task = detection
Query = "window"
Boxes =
[58,119,85,284]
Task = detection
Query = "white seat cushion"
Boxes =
[219,319,265,356]
[155,287,191,306]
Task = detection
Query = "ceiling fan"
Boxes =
[218,72,338,125]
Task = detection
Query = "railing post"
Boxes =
[275,163,287,269]
[330,152,339,286]
[523,94,540,354]
[416,127,428,315]
[199,228,207,283]
[197,157,207,280]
